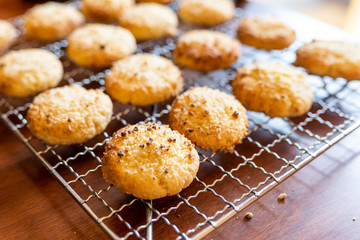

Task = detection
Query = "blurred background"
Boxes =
[0,0,359,38]
[252,0,360,38]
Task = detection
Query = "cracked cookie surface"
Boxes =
[169,87,249,152]
[233,62,313,117]
[102,123,199,199]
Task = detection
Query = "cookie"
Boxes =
[105,54,183,106]
[169,87,249,153]
[101,123,199,199]
[137,0,175,3]
[118,3,178,41]
[173,30,241,72]
[27,84,113,145]
[23,2,85,41]
[294,40,360,81]
[81,0,134,23]
[0,49,63,98]
[0,20,17,53]
[178,0,235,27]
[232,62,313,117]
[237,17,296,50]
[66,24,136,68]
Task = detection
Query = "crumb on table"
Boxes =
[353,217,357,222]
[245,212,253,219]
[278,192,287,200]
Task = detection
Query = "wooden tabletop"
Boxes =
[0,1,360,240]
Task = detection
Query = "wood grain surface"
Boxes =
[0,1,360,240]
[205,128,360,240]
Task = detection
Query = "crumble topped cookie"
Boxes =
[23,2,85,41]
[178,0,235,27]
[118,3,178,41]
[66,24,136,68]
[27,84,113,145]
[294,40,360,81]
[0,20,17,53]
[105,54,183,106]
[237,17,296,50]
[81,0,134,23]
[232,62,313,117]
[169,87,249,153]
[0,48,63,98]
[102,123,199,199]
[173,30,241,72]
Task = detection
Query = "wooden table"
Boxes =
[0,2,359,239]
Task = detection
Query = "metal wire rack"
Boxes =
[1,2,360,239]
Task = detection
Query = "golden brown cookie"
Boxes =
[178,0,235,27]
[294,40,360,81]
[173,30,241,72]
[232,62,313,117]
[0,20,17,53]
[118,3,178,41]
[23,2,85,41]
[169,87,249,152]
[105,54,183,106]
[137,0,175,3]
[102,123,199,199]
[81,0,134,23]
[237,17,296,50]
[27,84,113,145]
[0,49,63,98]
[66,24,136,68]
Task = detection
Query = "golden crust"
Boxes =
[237,17,295,50]
[173,30,241,72]
[0,49,63,98]
[137,0,175,3]
[178,0,235,27]
[105,54,183,106]
[23,2,85,41]
[81,0,134,23]
[118,3,178,41]
[232,62,313,117]
[294,40,360,81]
[0,20,17,53]
[27,84,113,145]
[169,87,249,153]
[66,24,136,68]
[101,123,199,199]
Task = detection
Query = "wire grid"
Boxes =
[1,2,360,240]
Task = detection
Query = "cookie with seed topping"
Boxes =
[102,122,199,199]
[27,84,113,145]
[105,54,183,106]
[0,20,17,53]
[178,0,235,27]
[237,17,296,50]
[118,3,178,41]
[23,2,85,41]
[169,87,249,153]
[0,48,63,98]
[173,30,241,72]
[294,40,360,80]
[232,62,313,117]
[66,24,136,68]
[81,0,134,23]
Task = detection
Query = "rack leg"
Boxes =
[146,200,153,240]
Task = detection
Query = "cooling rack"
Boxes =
[1,1,360,239]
